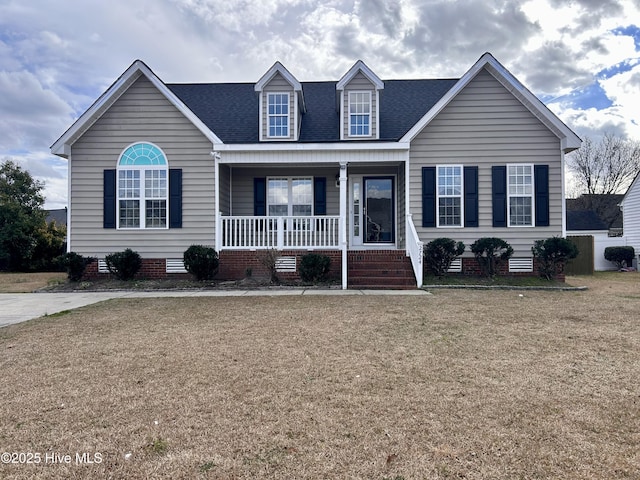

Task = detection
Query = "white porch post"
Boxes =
[339,162,348,289]
[213,150,221,252]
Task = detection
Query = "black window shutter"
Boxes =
[422,167,436,228]
[492,166,507,227]
[254,177,266,216]
[464,166,478,227]
[534,164,549,226]
[103,169,116,229]
[169,168,182,228]
[314,177,327,215]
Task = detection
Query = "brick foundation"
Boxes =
[82,258,191,280]
[455,257,565,282]
[218,250,342,282]
[79,251,565,283]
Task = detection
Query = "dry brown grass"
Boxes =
[1,273,639,479]
[0,272,66,293]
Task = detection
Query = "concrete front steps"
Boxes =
[347,250,417,289]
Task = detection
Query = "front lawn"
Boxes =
[0,273,638,478]
[0,272,66,293]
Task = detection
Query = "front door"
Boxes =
[350,175,395,246]
[364,177,394,243]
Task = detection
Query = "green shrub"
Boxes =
[58,252,94,282]
[470,237,514,277]
[532,237,579,280]
[105,248,142,280]
[183,245,219,281]
[424,238,465,278]
[604,246,636,269]
[299,253,331,282]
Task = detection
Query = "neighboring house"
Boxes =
[620,172,640,267]
[51,53,581,288]
[46,208,68,227]
[566,194,624,236]
[566,210,608,233]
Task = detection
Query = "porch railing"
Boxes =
[221,216,341,250]
[406,214,423,288]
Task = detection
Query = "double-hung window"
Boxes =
[267,177,313,228]
[117,142,168,229]
[349,91,371,136]
[507,164,534,226]
[267,93,289,138]
[437,165,463,227]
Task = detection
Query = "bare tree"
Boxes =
[567,133,640,196]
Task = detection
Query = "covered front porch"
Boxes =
[212,151,424,289]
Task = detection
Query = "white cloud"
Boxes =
[1,0,640,208]
[0,70,74,151]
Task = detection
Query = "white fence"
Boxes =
[594,233,629,271]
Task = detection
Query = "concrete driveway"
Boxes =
[0,289,429,328]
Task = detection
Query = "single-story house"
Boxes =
[566,194,624,236]
[51,52,581,288]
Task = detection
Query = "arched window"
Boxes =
[117,142,168,229]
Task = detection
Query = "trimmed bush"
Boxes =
[183,245,219,281]
[299,253,331,283]
[532,237,579,280]
[105,248,142,281]
[604,246,636,269]
[470,237,514,277]
[58,252,94,282]
[424,238,465,278]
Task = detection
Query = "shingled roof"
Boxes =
[566,210,608,231]
[167,78,458,144]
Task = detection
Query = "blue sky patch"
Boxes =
[542,80,613,110]
[613,25,640,50]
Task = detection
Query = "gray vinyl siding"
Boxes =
[262,72,295,140]
[397,164,406,249]
[343,72,377,139]
[622,178,640,254]
[69,76,215,258]
[219,165,231,215]
[409,68,563,256]
[230,167,340,216]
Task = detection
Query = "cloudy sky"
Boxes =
[1,0,639,208]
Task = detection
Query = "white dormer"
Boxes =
[336,60,384,140]
[255,62,305,141]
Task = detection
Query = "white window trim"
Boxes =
[436,164,464,228]
[507,163,535,228]
[117,165,169,230]
[266,176,314,217]
[116,142,169,230]
[348,91,372,138]
[266,92,290,139]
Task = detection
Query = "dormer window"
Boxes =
[337,60,384,140]
[268,93,289,138]
[255,62,304,141]
[349,92,371,137]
